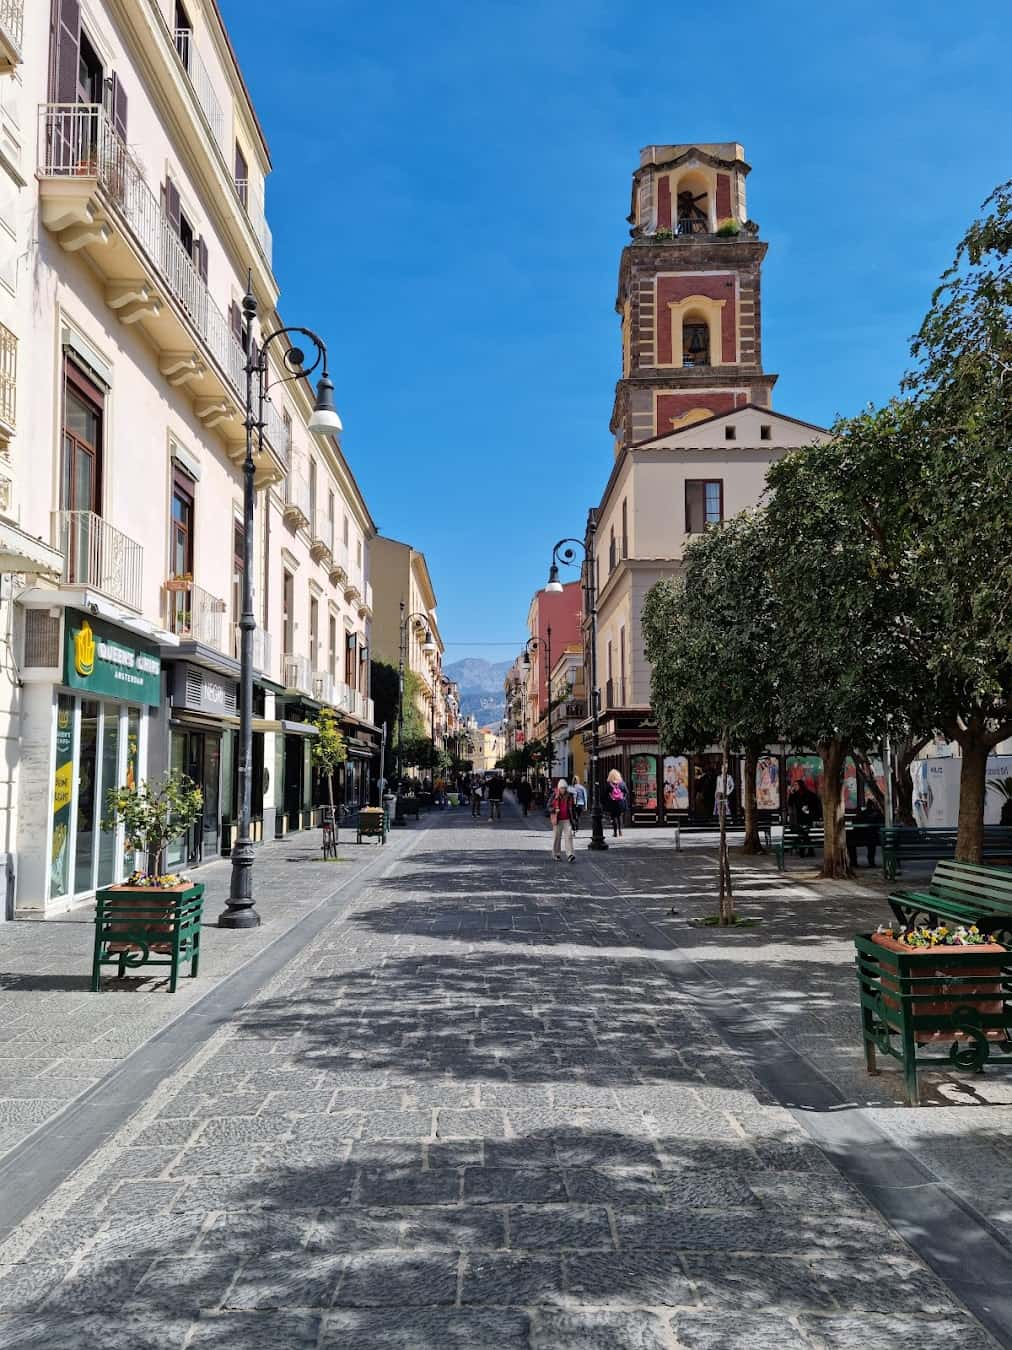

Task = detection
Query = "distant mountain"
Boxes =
[444,657,512,725]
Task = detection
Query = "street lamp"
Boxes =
[546,532,607,851]
[522,626,553,785]
[219,273,341,929]
[396,601,436,784]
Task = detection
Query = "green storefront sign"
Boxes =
[64,610,161,706]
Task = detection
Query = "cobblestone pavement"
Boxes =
[0,801,1007,1348]
[0,828,413,1161]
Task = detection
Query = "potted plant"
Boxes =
[105,771,203,883]
[872,923,1006,1044]
[716,218,741,238]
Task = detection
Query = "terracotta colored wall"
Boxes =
[656,176,671,230]
[530,582,582,718]
[715,174,731,221]
[655,274,736,364]
[655,391,736,432]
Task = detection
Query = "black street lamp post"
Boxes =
[546,531,608,851]
[218,274,343,928]
[522,625,552,785]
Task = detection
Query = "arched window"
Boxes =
[676,189,708,235]
[682,312,710,367]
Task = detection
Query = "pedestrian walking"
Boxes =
[569,775,587,832]
[488,774,504,820]
[606,768,628,838]
[470,779,484,818]
[516,779,533,816]
[787,780,821,856]
[550,778,576,862]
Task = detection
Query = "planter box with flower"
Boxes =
[856,923,1012,1104]
[91,773,205,993]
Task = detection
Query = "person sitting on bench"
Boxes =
[847,799,884,869]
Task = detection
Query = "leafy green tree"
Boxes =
[642,512,779,858]
[312,706,347,810]
[105,772,203,879]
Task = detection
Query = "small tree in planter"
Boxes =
[105,772,203,883]
[312,706,347,811]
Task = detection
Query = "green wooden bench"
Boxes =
[855,930,1012,1105]
[888,860,1012,943]
[92,882,204,993]
[774,825,825,868]
[882,825,1012,880]
[674,818,773,851]
[356,807,388,845]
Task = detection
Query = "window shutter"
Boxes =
[229,301,242,342]
[165,175,181,237]
[52,0,81,102]
[196,235,208,283]
[110,70,128,141]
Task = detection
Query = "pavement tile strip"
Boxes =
[0,804,1007,1348]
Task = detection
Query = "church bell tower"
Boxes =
[610,143,777,449]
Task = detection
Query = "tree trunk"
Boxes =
[718,731,735,924]
[146,846,162,879]
[741,743,762,853]
[326,770,335,811]
[818,737,852,879]
[953,730,989,863]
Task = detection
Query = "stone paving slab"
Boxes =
[0,829,418,1164]
[0,805,1006,1347]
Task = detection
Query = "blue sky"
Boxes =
[224,0,1011,664]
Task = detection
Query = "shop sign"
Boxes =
[173,662,237,717]
[64,611,161,706]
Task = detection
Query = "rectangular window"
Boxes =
[760,424,772,441]
[724,425,736,441]
[685,479,723,533]
[329,615,337,679]
[282,569,294,654]
[170,468,195,634]
[621,497,628,557]
[309,458,317,522]
[619,625,626,706]
[235,143,249,205]
[309,595,319,670]
[345,631,357,687]
[343,514,349,547]
[62,358,104,515]
[231,518,245,627]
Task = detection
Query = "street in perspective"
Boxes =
[0,0,1010,1347]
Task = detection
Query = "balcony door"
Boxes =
[61,360,104,587]
[170,468,195,636]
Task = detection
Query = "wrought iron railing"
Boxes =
[163,578,226,648]
[233,178,273,266]
[0,322,15,428]
[313,670,336,705]
[52,510,143,612]
[283,652,312,693]
[310,510,334,556]
[283,470,311,522]
[38,104,284,465]
[232,623,271,673]
[0,0,23,55]
[173,29,225,152]
[676,218,709,235]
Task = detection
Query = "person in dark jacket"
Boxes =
[847,798,884,869]
[487,774,505,820]
[516,779,533,816]
[787,780,822,856]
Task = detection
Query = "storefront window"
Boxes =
[51,695,75,900]
[165,730,187,869]
[74,700,99,893]
[97,702,120,886]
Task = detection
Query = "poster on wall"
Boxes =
[662,756,689,813]
[755,756,780,810]
[630,754,658,812]
[986,756,1012,825]
[51,698,74,899]
[786,754,859,810]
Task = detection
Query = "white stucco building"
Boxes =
[0,0,378,917]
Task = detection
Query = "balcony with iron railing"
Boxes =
[52,510,143,612]
[358,579,373,619]
[329,541,348,586]
[233,179,273,268]
[0,321,15,434]
[282,472,311,530]
[313,670,336,705]
[231,622,271,673]
[0,0,23,71]
[37,104,286,477]
[283,652,312,694]
[163,578,227,649]
[173,29,224,152]
[309,510,334,564]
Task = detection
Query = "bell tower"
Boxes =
[610,142,777,449]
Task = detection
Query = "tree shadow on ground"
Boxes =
[0,1125,996,1349]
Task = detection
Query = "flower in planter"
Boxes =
[875,922,1000,948]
